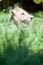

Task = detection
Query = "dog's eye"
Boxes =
[21,13,24,15]
[11,11,15,16]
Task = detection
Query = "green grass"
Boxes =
[33,11,43,18]
[0,11,43,65]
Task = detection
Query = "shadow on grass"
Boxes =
[0,44,43,65]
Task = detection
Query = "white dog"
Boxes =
[10,6,34,25]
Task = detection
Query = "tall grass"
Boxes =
[0,11,43,65]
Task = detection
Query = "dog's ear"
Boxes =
[10,10,15,16]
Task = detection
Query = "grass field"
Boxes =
[0,11,43,65]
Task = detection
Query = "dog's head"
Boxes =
[10,6,34,24]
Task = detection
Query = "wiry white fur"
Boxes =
[10,6,34,24]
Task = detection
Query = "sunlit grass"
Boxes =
[0,11,43,53]
[0,11,43,65]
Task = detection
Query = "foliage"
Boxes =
[33,0,42,4]
[0,0,22,10]
[0,11,43,65]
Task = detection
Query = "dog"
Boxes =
[10,6,34,25]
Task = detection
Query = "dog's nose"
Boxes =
[30,17,33,19]
[30,15,34,19]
